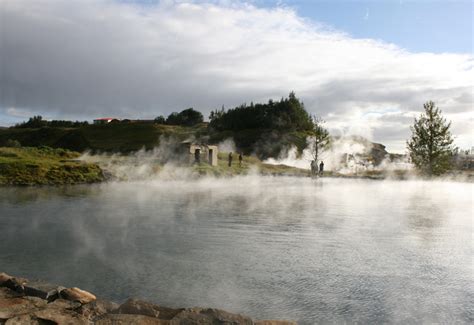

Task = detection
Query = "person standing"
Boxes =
[239,152,243,167]
[319,161,324,176]
[311,160,316,176]
[228,152,233,167]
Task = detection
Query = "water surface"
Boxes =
[0,177,472,324]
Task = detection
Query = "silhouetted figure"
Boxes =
[228,152,233,167]
[311,160,317,176]
[239,153,243,167]
[319,161,324,176]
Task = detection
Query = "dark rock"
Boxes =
[78,299,119,321]
[95,314,170,324]
[114,298,161,318]
[0,274,27,295]
[24,281,61,302]
[59,287,96,304]
[171,308,253,325]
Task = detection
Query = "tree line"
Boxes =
[208,92,313,132]
[15,116,89,128]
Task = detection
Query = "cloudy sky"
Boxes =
[0,0,472,152]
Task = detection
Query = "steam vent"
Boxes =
[0,272,296,324]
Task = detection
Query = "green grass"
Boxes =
[0,147,104,185]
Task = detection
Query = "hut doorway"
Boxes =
[194,148,201,163]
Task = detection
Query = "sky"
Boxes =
[0,0,472,152]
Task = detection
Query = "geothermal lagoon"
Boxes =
[0,177,472,324]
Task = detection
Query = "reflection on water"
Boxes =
[0,177,472,324]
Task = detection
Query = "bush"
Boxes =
[5,139,21,148]
[154,116,166,124]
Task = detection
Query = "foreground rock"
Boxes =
[0,272,296,324]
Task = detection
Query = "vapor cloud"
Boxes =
[1,0,472,151]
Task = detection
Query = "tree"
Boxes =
[208,92,313,131]
[407,101,455,176]
[309,116,330,166]
[15,115,47,128]
[166,108,203,126]
[154,115,166,124]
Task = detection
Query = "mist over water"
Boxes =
[0,177,472,324]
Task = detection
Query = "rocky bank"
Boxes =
[0,273,296,325]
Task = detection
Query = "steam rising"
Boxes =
[265,136,412,174]
[218,138,237,154]
[1,177,472,323]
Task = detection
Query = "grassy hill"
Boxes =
[0,123,203,152]
[0,147,104,185]
[0,122,313,159]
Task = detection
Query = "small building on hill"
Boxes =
[181,142,218,166]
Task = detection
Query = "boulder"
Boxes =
[171,308,253,325]
[33,308,88,325]
[23,281,61,302]
[78,299,119,321]
[0,296,46,319]
[114,298,160,318]
[59,287,96,304]
[95,314,170,325]
[0,274,12,286]
[0,274,27,294]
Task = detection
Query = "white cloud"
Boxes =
[0,0,472,152]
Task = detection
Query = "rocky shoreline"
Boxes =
[0,272,296,324]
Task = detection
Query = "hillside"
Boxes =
[0,122,318,159]
[0,123,203,152]
[0,147,104,185]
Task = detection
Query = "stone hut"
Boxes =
[181,142,218,166]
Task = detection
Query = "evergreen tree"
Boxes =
[407,101,455,176]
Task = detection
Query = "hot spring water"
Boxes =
[0,177,472,324]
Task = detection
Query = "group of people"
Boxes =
[311,160,324,176]
[228,152,243,167]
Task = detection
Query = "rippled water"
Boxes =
[0,177,472,324]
